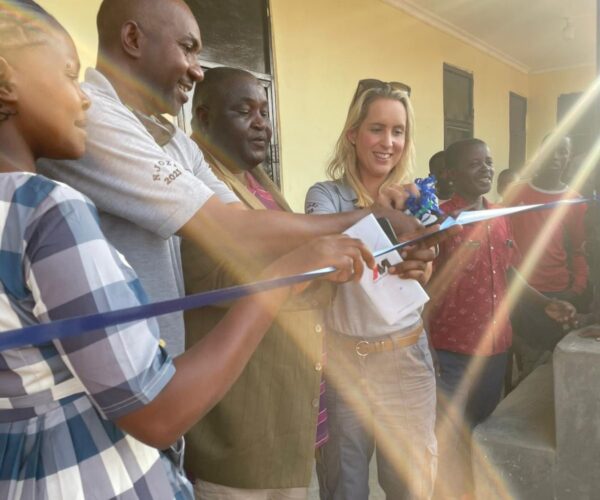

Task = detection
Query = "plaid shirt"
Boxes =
[0,173,191,499]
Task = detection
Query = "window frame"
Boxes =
[178,0,281,187]
[443,63,474,148]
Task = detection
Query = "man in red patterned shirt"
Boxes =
[428,138,575,499]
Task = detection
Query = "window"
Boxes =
[557,92,596,158]
[181,0,280,186]
[509,92,527,171]
[443,64,474,148]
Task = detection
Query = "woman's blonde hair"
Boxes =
[327,84,416,207]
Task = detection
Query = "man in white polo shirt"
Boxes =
[39,0,442,357]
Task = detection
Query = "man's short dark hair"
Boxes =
[498,168,517,181]
[428,151,444,171]
[444,138,487,170]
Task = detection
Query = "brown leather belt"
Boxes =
[335,323,423,357]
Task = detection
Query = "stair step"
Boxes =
[473,363,556,499]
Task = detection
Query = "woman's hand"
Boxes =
[373,183,419,211]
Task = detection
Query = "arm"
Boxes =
[304,182,436,283]
[179,194,378,262]
[507,267,549,308]
[180,193,461,275]
[27,188,176,424]
[508,267,576,324]
[38,102,362,262]
[27,185,374,449]
[38,97,444,264]
[182,234,331,312]
[182,236,253,309]
[567,203,589,295]
[180,176,464,265]
[116,235,373,448]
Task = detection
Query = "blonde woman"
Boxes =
[305,80,437,500]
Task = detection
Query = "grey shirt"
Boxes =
[38,68,239,355]
[306,179,422,337]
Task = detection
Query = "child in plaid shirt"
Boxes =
[0,2,373,498]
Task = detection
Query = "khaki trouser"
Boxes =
[194,479,308,500]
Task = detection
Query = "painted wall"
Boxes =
[269,0,530,210]
[37,0,594,211]
[38,0,99,72]
[527,65,596,157]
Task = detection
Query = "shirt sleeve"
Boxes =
[37,94,220,240]
[305,182,339,215]
[24,185,175,421]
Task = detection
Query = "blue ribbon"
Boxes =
[0,197,593,351]
[439,197,591,230]
[0,234,430,350]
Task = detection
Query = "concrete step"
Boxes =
[473,363,556,499]
[553,330,600,500]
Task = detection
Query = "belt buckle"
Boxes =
[355,340,370,357]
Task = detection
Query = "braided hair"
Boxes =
[0,0,61,52]
[0,0,64,121]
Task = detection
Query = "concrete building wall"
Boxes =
[39,0,99,72]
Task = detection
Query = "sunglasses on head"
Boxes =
[351,79,411,105]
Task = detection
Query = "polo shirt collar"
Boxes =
[84,68,176,147]
[338,178,359,206]
[85,68,118,100]
[527,180,569,195]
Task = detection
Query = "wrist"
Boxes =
[370,204,383,218]
[258,265,294,296]
[535,294,553,310]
